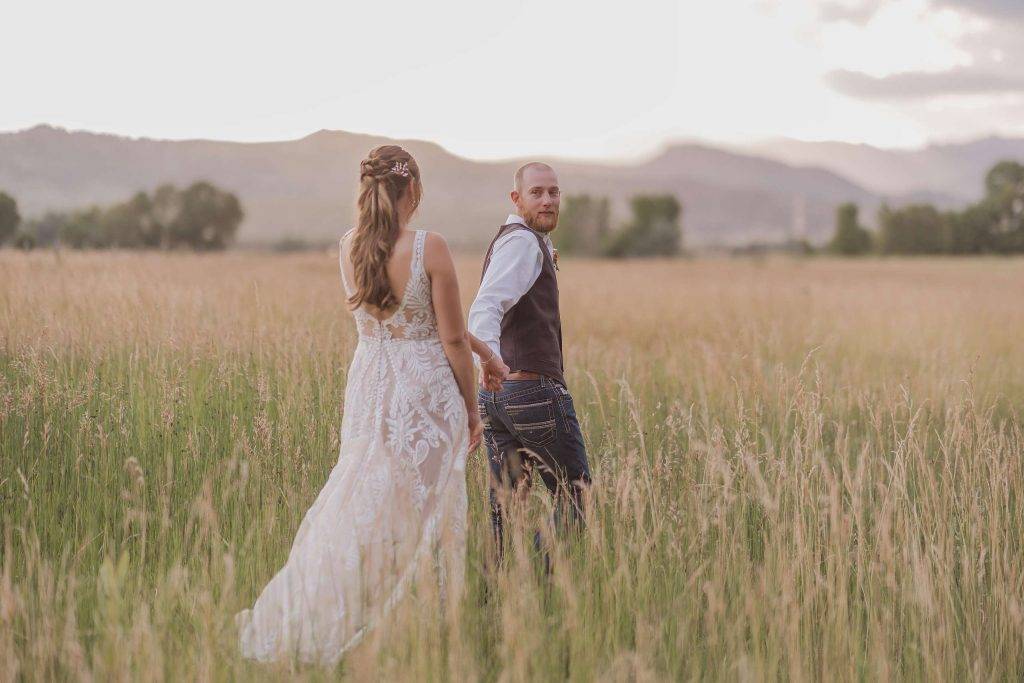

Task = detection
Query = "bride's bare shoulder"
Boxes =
[422,230,447,246]
[422,230,450,252]
[421,231,455,274]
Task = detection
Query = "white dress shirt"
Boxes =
[468,213,556,367]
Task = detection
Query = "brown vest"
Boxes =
[481,223,565,388]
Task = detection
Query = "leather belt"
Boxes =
[506,370,545,380]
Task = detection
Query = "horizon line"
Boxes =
[1,121,1019,165]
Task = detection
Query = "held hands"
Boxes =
[479,353,510,393]
[470,351,507,451]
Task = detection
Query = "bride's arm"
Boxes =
[467,333,492,363]
[423,232,481,448]
[468,332,509,391]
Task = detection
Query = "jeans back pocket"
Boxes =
[505,395,557,447]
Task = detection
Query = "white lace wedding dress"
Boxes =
[235,229,469,665]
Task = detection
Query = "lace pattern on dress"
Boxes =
[235,228,468,665]
[339,229,438,342]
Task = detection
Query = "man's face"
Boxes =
[512,167,560,233]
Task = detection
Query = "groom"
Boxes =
[469,162,592,561]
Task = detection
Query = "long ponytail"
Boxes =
[347,145,422,311]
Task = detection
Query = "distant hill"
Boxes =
[0,124,995,247]
[744,136,1024,205]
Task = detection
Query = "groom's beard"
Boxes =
[523,208,559,233]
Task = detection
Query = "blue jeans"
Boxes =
[479,378,592,560]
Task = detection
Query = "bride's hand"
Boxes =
[468,410,483,451]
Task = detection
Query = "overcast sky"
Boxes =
[3,0,1022,160]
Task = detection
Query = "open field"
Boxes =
[2,250,1023,681]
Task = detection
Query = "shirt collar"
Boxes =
[506,213,552,245]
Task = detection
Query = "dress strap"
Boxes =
[339,228,356,294]
[412,230,427,277]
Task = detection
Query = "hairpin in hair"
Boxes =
[390,160,410,177]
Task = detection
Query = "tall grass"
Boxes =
[2,250,1023,680]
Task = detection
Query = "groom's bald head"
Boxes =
[511,162,560,233]
[513,162,555,193]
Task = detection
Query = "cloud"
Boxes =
[821,0,1024,102]
[819,0,884,24]
[932,0,1024,20]
[821,0,1024,24]
[827,67,1024,99]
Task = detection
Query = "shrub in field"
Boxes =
[844,160,1024,256]
[604,194,683,258]
[21,182,244,251]
[829,203,872,255]
[552,194,610,256]
[878,204,948,255]
[0,190,19,245]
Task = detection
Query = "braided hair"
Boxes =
[347,145,422,311]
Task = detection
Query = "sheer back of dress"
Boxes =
[236,227,468,665]
[339,229,438,342]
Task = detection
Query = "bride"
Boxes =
[235,144,509,664]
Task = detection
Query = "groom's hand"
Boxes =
[481,356,509,392]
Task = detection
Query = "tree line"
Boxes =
[552,194,683,258]
[9,159,1014,257]
[0,182,243,251]
[829,160,1024,256]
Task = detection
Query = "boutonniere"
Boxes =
[552,248,560,271]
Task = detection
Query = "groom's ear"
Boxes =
[510,189,520,206]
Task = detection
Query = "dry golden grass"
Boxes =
[2,249,1023,681]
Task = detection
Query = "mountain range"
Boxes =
[1,124,1022,247]
[742,136,1024,205]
